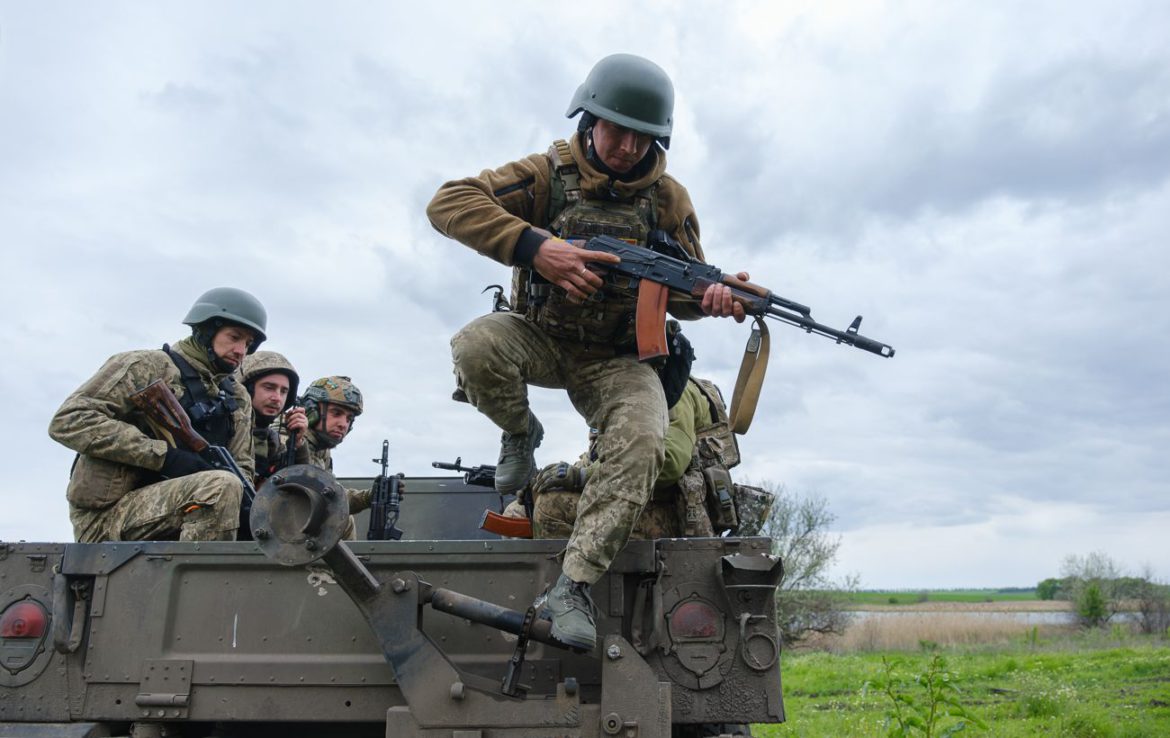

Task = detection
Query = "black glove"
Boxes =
[532,462,587,495]
[161,448,213,479]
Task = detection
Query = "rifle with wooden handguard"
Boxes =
[580,234,896,361]
[129,379,258,531]
[432,457,534,538]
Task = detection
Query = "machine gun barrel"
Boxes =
[431,457,497,488]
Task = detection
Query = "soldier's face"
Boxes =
[591,118,653,173]
[211,325,256,369]
[251,373,289,418]
[323,403,355,442]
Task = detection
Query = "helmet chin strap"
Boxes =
[583,128,654,185]
[308,402,339,449]
[192,320,235,373]
[311,427,340,450]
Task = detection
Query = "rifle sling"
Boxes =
[729,318,770,435]
[162,344,237,446]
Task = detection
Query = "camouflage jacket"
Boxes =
[426,132,705,322]
[49,337,255,510]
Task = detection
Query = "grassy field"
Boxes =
[755,620,1170,737]
[844,589,1041,606]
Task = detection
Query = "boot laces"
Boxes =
[558,579,596,621]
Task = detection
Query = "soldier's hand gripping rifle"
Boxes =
[129,379,258,529]
[282,399,303,470]
[579,234,896,361]
[367,440,404,540]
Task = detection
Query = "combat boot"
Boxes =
[495,414,543,494]
[544,573,596,652]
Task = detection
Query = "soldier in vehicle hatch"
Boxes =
[241,350,307,487]
[530,377,715,540]
[48,287,264,543]
[427,53,748,651]
[286,376,376,538]
[530,375,773,541]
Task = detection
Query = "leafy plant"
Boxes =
[1076,582,1109,628]
[872,654,987,737]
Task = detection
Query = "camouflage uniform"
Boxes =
[430,133,708,584]
[242,351,299,486]
[534,379,713,539]
[49,336,253,543]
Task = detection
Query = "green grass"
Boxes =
[756,636,1170,737]
[844,589,1041,606]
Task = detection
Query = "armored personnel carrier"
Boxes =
[0,465,784,737]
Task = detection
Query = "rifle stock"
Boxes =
[480,510,532,539]
[130,379,210,454]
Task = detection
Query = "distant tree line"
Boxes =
[1037,552,1170,634]
[757,482,856,646]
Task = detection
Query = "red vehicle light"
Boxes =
[669,600,720,639]
[0,601,48,639]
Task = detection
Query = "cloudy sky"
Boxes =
[2,2,1167,589]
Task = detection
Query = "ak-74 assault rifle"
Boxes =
[579,234,896,361]
[432,457,533,539]
[129,379,259,536]
[566,234,895,432]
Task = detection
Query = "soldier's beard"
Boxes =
[312,428,341,450]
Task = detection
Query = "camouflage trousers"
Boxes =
[533,491,684,540]
[451,311,668,584]
[69,470,243,543]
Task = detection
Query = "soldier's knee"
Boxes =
[451,326,495,379]
[193,470,244,507]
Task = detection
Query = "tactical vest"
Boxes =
[681,378,742,533]
[512,139,658,347]
[163,345,237,448]
[683,377,775,535]
[253,425,281,483]
[691,378,741,470]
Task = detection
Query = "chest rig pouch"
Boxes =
[163,344,237,448]
[514,139,658,348]
[685,378,745,534]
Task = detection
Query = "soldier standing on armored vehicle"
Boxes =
[427,53,749,651]
[48,287,263,543]
[241,350,307,485]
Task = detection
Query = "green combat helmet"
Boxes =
[302,376,364,428]
[566,53,675,148]
[241,351,300,413]
[183,287,268,354]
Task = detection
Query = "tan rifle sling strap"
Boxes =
[728,317,770,435]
